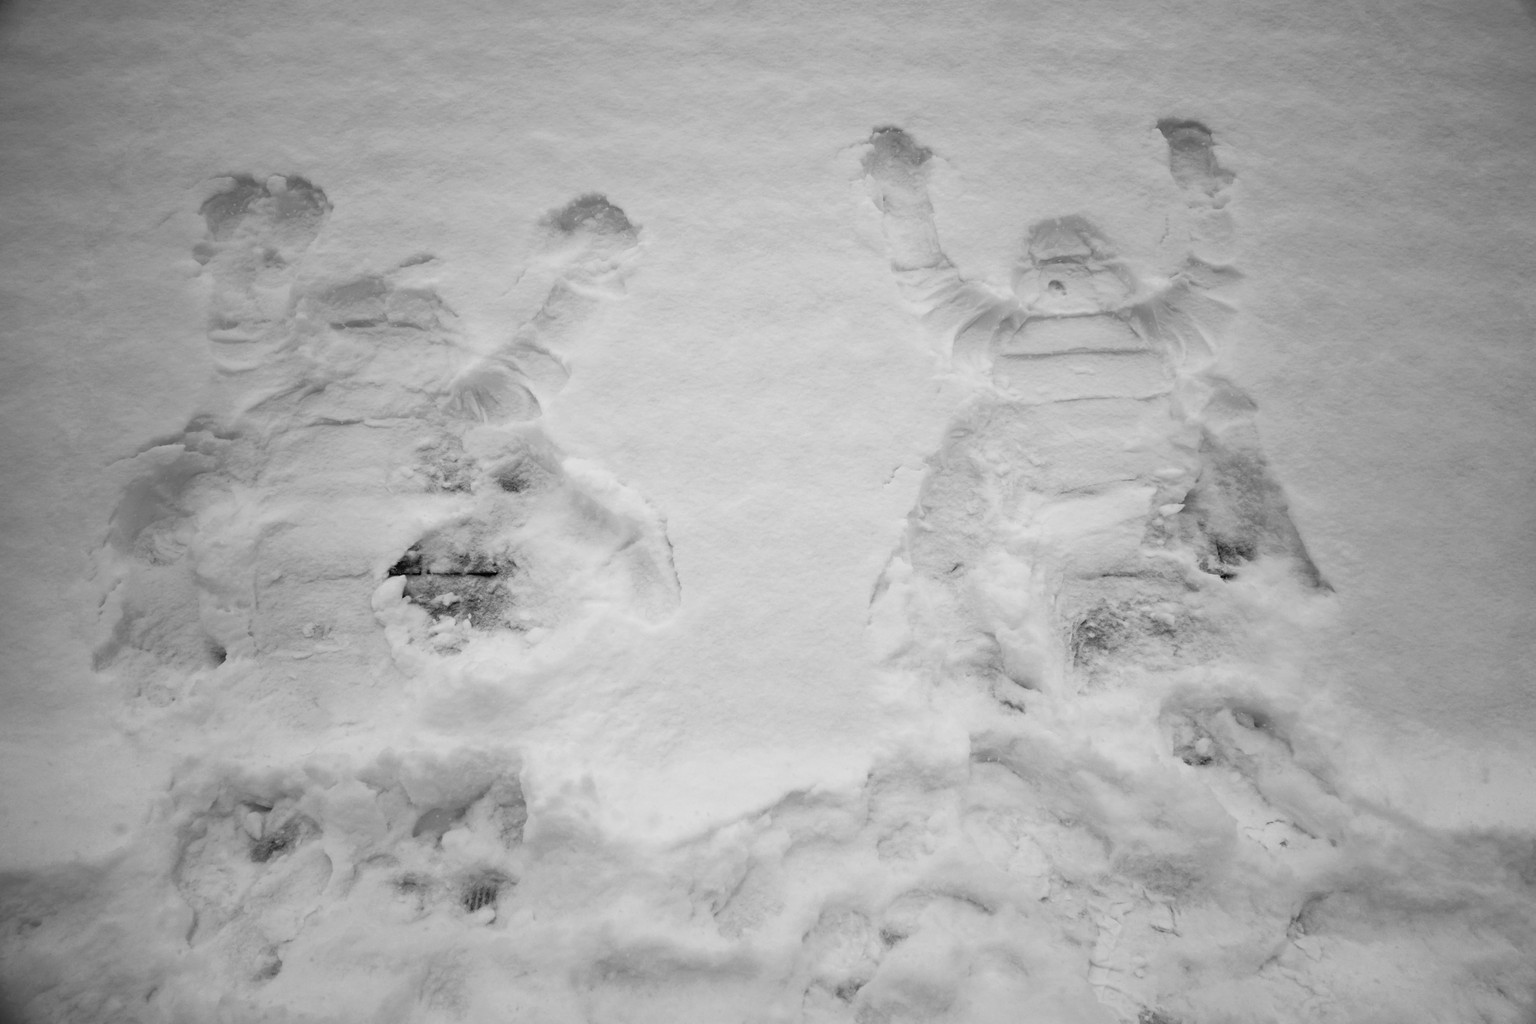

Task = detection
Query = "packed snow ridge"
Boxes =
[2,125,1534,1024]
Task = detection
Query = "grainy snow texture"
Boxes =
[3,0,1536,1021]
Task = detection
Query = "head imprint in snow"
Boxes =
[1014,216,1134,313]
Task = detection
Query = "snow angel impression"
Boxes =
[862,125,1326,702]
[92,177,678,701]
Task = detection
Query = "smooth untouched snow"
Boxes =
[2,0,1536,1021]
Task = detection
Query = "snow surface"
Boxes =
[2,0,1536,1020]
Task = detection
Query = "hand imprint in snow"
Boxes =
[862,123,1325,704]
[90,180,678,700]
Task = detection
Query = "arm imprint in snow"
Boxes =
[445,193,641,425]
[860,126,1234,379]
[861,127,1024,365]
[202,189,639,427]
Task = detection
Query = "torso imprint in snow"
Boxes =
[862,125,1326,702]
[92,176,677,707]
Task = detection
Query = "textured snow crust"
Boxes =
[3,0,1536,1021]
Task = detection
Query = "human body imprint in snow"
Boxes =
[863,126,1325,701]
[92,177,677,701]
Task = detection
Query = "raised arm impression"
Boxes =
[862,127,1022,372]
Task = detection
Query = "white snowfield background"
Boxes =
[2,0,1535,1020]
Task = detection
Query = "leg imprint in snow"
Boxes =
[860,123,1326,695]
[91,423,245,680]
